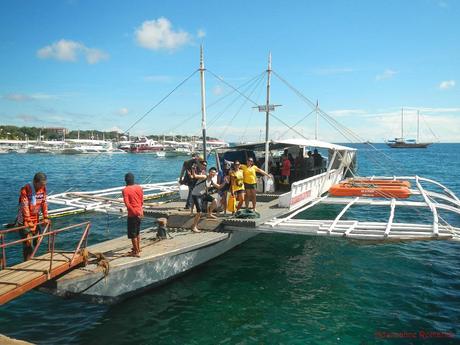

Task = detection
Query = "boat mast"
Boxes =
[315,100,319,140]
[199,45,207,160]
[401,107,404,139]
[417,110,420,143]
[264,52,272,174]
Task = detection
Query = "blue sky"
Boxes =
[0,0,459,142]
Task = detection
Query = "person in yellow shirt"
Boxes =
[241,157,271,211]
[230,160,245,212]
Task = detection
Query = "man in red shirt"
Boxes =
[281,155,291,185]
[122,173,144,257]
[17,172,50,261]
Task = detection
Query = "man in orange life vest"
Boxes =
[17,172,50,261]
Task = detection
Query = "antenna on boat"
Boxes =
[315,100,319,140]
[252,52,281,177]
[199,45,207,160]
[264,52,272,174]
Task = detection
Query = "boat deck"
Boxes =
[145,193,288,230]
[50,229,229,285]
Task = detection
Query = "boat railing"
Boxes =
[278,168,343,210]
[0,221,91,270]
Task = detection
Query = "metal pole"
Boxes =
[1,234,6,269]
[417,110,420,143]
[264,52,272,174]
[401,107,404,139]
[199,45,207,160]
[315,100,319,140]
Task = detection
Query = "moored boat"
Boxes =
[129,136,164,154]
[4,50,459,307]
[386,109,433,148]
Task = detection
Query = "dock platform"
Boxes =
[0,251,85,305]
[0,222,91,305]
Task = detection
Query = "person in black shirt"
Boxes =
[179,153,200,209]
[312,149,323,169]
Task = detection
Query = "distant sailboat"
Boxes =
[386,108,433,148]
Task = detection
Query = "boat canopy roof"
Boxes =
[228,139,356,152]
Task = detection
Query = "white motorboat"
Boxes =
[130,136,164,154]
[163,141,193,157]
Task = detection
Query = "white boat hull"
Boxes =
[46,230,256,304]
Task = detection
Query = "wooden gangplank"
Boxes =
[0,221,91,305]
[0,251,85,305]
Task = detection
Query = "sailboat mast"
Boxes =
[264,52,272,174]
[417,110,420,143]
[401,107,404,138]
[199,45,207,160]
[315,100,319,140]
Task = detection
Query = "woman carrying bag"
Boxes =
[229,160,245,214]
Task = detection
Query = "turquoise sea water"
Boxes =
[0,144,459,345]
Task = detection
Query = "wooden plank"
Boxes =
[0,257,69,287]
[0,252,73,286]
[0,253,84,305]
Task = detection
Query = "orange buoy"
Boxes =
[329,183,411,198]
[344,179,411,188]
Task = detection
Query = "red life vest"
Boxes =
[17,183,48,225]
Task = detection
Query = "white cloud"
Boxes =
[376,69,398,81]
[37,39,108,64]
[439,80,455,90]
[16,114,39,123]
[212,85,224,95]
[135,17,192,51]
[329,109,367,117]
[117,107,129,116]
[3,93,57,101]
[197,29,206,38]
[85,48,109,64]
[107,126,124,133]
[312,67,354,75]
[144,75,172,82]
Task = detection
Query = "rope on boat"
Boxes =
[81,249,110,277]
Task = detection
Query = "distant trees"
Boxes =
[0,125,219,141]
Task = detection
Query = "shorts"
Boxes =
[219,183,230,193]
[127,216,141,239]
[244,183,257,190]
[233,189,245,196]
[192,194,214,213]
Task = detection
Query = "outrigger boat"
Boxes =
[1,49,459,305]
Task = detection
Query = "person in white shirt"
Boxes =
[190,167,221,233]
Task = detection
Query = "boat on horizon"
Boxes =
[386,108,433,148]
